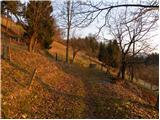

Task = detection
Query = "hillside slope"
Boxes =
[49,41,92,67]
[49,40,104,68]
[1,16,25,36]
[1,42,158,119]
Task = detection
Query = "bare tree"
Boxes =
[65,0,71,63]
[73,0,158,79]
[104,6,158,79]
[54,0,83,63]
[70,37,85,63]
[71,0,158,38]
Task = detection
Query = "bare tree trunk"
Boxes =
[117,54,126,79]
[121,61,126,79]
[32,39,38,52]
[29,33,36,52]
[131,41,135,81]
[66,35,69,63]
[117,65,122,78]
[3,10,9,60]
[29,38,33,52]
[66,0,71,63]
[72,51,76,63]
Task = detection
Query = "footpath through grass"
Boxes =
[57,62,158,119]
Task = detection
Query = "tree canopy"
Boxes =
[24,1,55,51]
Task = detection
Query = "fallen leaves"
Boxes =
[1,43,158,119]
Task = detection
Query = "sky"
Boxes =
[21,0,159,52]
[53,0,159,52]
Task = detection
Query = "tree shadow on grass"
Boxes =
[56,62,111,118]
[4,54,158,118]
[57,62,159,118]
[35,75,85,101]
[5,60,86,101]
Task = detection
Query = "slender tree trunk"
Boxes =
[66,0,71,63]
[29,33,36,52]
[117,64,122,78]
[131,41,135,81]
[121,61,126,79]
[72,52,76,63]
[66,35,69,63]
[29,38,33,52]
[3,10,9,60]
[117,54,126,79]
[32,39,38,52]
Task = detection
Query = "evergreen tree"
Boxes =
[145,53,159,65]
[112,40,121,67]
[24,1,54,52]
[100,40,121,68]
[105,40,114,67]
[98,42,106,62]
[84,35,98,57]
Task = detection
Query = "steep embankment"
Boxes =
[2,43,86,118]
[1,42,158,119]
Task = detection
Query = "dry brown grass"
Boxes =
[1,41,158,119]
[2,43,86,118]
[1,16,25,35]
[49,41,91,67]
[133,64,159,86]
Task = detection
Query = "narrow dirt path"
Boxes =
[58,62,158,119]
[58,63,110,118]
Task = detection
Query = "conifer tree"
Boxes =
[98,42,106,62]
[24,1,54,52]
[99,40,121,68]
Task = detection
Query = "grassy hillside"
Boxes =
[1,16,25,35]
[49,41,104,69]
[1,41,158,119]
[49,41,93,67]
[2,43,86,118]
[1,16,95,67]
[1,16,158,119]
